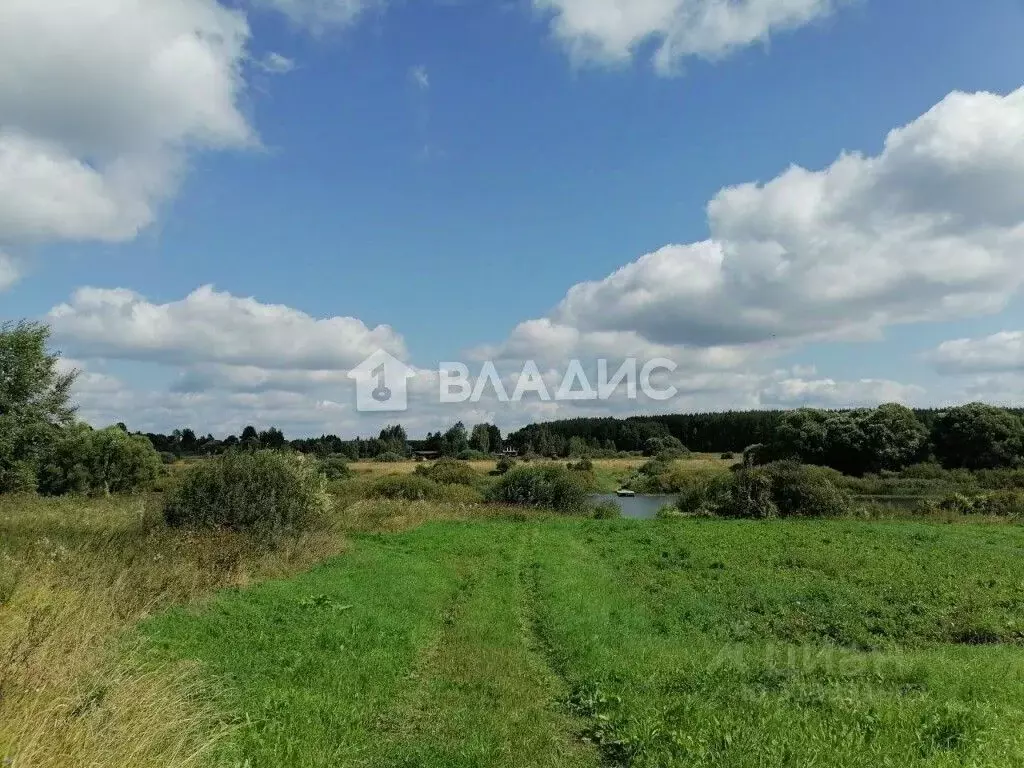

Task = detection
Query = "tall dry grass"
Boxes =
[0,494,348,768]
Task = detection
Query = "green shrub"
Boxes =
[719,467,779,519]
[976,490,1024,517]
[972,468,1024,490]
[159,451,178,465]
[679,461,852,520]
[642,436,689,458]
[676,471,735,516]
[567,457,593,472]
[935,490,1024,517]
[758,461,851,518]
[495,456,517,475]
[319,455,352,480]
[163,450,330,535]
[485,464,589,514]
[37,424,162,496]
[374,451,405,463]
[720,452,735,460]
[457,449,488,461]
[368,474,441,500]
[591,500,621,520]
[421,458,479,486]
[937,492,978,516]
[898,462,948,480]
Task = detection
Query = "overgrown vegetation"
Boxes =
[163,450,331,536]
[485,464,590,514]
[0,493,350,768]
[36,424,162,496]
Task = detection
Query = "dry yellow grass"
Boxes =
[347,459,498,477]
[0,494,349,768]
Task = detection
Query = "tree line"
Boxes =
[507,404,1024,474]
[148,421,506,461]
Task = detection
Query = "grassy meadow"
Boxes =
[145,517,1024,767]
[3,456,1024,767]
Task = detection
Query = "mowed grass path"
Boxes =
[146,518,1024,767]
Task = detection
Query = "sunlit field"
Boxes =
[146,516,1024,767]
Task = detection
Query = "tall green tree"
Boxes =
[932,403,1024,470]
[441,421,469,457]
[469,423,492,454]
[0,321,77,492]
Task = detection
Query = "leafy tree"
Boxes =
[860,403,929,473]
[932,404,1024,470]
[259,426,287,450]
[487,424,503,452]
[441,421,469,457]
[0,321,77,492]
[469,423,492,454]
[240,425,259,449]
[377,424,409,456]
[180,428,198,453]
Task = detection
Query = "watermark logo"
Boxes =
[348,350,415,412]
[349,352,678,412]
[438,358,678,404]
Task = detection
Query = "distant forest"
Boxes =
[138,404,1024,469]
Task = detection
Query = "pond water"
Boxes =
[590,494,677,520]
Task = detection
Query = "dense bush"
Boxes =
[977,490,1024,517]
[163,451,330,535]
[413,458,480,486]
[676,470,735,516]
[457,449,489,461]
[643,436,689,458]
[936,490,1024,517]
[374,451,405,463]
[319,455,352,480]
[485,464,589,514]
[36,424,162,495]
[625,456,710,494]
[567,457,593,472]
[495,456,516,475]
[678,461,852,519]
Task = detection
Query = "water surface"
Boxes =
[590,494,677,520]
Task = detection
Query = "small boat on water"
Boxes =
[616,488,636,497]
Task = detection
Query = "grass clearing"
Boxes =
[145,515,1024,767]
[0,494,343,767]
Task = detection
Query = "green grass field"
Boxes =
[145,516,1024,767]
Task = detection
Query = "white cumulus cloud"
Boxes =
[0,0,254,279]
[488,87,1024,367]
[47,285,407,371]
[535,0,838,72]
[930,331,1024,374]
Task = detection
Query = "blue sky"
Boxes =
[3,0,1024,436]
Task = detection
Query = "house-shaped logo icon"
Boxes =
[348,349,416,412]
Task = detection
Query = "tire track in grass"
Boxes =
[373,522,597,768]
[144,533,462,768]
